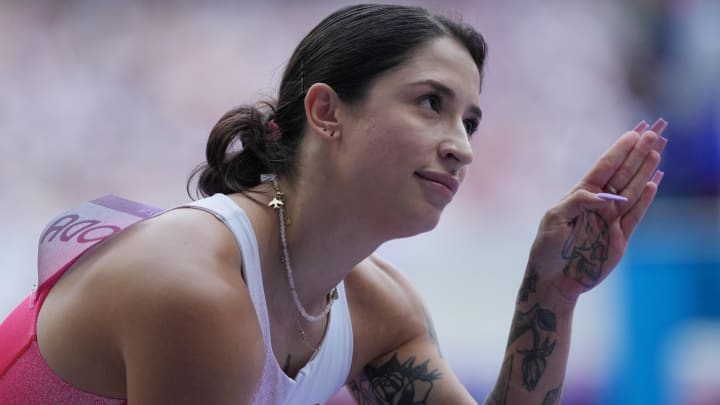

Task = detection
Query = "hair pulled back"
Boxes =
[189,3,487,198]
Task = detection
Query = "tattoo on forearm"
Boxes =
[542,385,562,405]
[508,304,557,347]
[348,353,441,405]
[562,209,609,289]
[425,313,443,358]
[507,304,557,391]
[518,263,539,302]
[485,354,513,405]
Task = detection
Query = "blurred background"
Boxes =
[0,0,718,404]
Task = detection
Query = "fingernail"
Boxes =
[651,170,665,185]
[633,120,649,133]
[650,118,668,136]
[654,135,668,153]
[596,193,629,202]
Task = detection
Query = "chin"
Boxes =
[385,207,444,239]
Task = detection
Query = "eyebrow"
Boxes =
[411,79,483,119]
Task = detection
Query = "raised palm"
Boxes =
[528,119,667,302]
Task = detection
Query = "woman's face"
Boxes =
[338,36,482,237]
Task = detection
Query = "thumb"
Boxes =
[552,189,618,222]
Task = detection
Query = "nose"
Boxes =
[438,126,474,170]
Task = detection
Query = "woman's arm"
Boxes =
[347,120,665,405]
[345,256,477,405]
[485,119,667,404]
[121,272,265,404]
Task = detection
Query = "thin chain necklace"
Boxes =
[297,313,321,353]
[261,174,338,322]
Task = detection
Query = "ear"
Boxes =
[304,83,342,139]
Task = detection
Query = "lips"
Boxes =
[414,170,459,194]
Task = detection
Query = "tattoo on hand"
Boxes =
[542,385,562,405]
[562,209,609,289]
[518,263,539,302]
[348,354,441,405]
[507,304,557,391]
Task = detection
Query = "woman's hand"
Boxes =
[526,119,667,304]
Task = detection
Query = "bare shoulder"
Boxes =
[345,254,429,363]
[75,207,263,403]
[122,208,262,397]
[346,254,426,317]
[112,206,241,270]
[88,206,251,333]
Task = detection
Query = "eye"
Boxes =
[421,93,442,112]
[463,118,479,137]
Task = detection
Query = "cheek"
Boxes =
[360,115,409,155]
[355,107,433,170]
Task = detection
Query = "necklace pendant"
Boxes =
[268,190,285,210]
[268,197,284,209]
[298,325,306,340]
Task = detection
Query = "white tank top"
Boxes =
[185,194,354,404]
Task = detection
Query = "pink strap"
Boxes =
[0,195,161,403]
[37,195,162,286]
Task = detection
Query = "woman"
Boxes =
[0,4,666,404]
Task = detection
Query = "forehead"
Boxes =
[373,36,481,101]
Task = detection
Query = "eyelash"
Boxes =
[421,93,479,137]
[463,118,479,137]
[421,93,442,112]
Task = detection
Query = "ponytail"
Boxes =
[188,102,295,198]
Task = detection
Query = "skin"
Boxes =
[34,35,665,405]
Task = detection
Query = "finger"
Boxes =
[577,131,640,191]
[650,169,665,184]
[648,118,668,154]
[621,180,659,237]
[604,130,658,193]
[633,120,649,132]
[654,135,668,155]
[552,189,618,223]
[616,150,661,216]
[648,117,668,135]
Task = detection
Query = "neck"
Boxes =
[262,175,385,315]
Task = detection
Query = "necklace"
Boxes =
[296,313,321,353]
[261,174,339,322]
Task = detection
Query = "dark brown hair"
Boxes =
[188,3,487,198]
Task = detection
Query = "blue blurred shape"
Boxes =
[606,198,720,405]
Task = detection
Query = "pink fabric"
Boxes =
[0,271,127,404]
[0,196,160,404]
[0,300,126,404]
